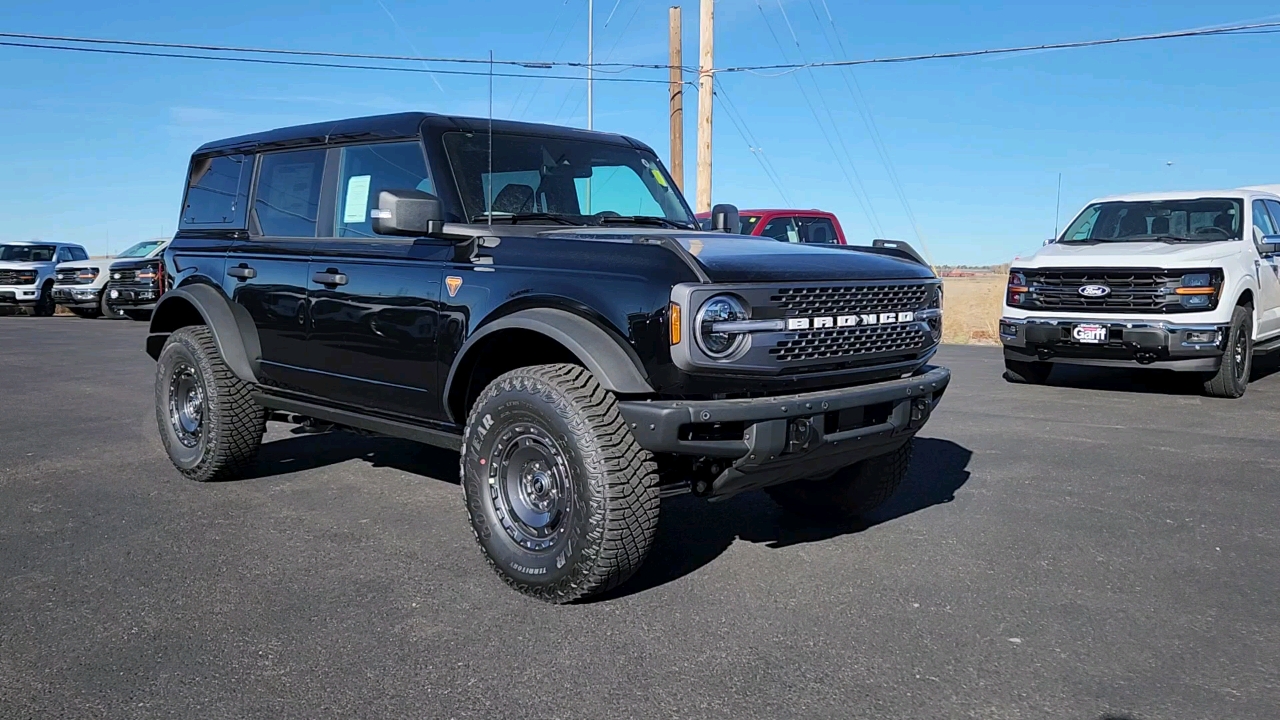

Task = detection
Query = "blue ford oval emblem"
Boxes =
[1079,284,1111,297]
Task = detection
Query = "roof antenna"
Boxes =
[487,49,494,227]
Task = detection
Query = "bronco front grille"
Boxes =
[771,283,932,317]
[0,270,36,285]
[771,323,929,363]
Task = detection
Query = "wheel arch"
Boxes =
[444,307,654,424]
[146,283,261,385]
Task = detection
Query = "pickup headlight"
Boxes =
[1007,270,1030,307]
[77,268,99,283]
[926,284,943,342]
[695,294,749,358]
[1175,272,1218,309]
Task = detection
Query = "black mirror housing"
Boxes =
[372,189,445,237]
[1261,234,1280,256]
[710,203,741,234]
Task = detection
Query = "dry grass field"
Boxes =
[941,274,1006,345]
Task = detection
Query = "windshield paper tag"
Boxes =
[343,175,372,223]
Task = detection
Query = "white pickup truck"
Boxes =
[1000,188,1280,398]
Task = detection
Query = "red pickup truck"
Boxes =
[695,208,848,245]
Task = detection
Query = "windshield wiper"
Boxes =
[1130,234,1216,244]
[470,213,581,226]
[594,215,693,230]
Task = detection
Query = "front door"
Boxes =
[227,147,328,392]
[306,141,449,421]
[1256,200,1280,338]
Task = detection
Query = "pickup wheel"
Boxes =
[100,289,126,319]
[155,326,266,482]
[1004,358,1053,385]
[31,282,56,317]
[461,364,660,603]
[765,439,913,520]
[1203,305,1253,399]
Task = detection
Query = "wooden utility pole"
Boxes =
[695,0,714,213]
[668,6,684,193]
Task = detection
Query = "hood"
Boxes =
[56,259,113,273]
[536,228,933,283]
[0,260,48,271]
[1018,240,1242,268]
[108,257,160,271]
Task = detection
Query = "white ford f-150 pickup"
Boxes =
[1000,188,1280,398]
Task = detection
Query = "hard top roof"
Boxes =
[195,111,652,156]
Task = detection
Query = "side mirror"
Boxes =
[710,203,741,234]
[371,189,444,237]
[1261,234,1280,256]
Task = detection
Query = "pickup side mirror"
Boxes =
[1043,238,1057,246]
[1260,234,1280,256]
[372,189,444,237]
[710,203,741,234]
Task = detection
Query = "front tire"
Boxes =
[1203,305,1253,399]
[461,364,660,603]
[31,282,55,317]
[155,326,266,482]
[100,288,126,319]
[766,439,913,521]
[1004,358,1052,384]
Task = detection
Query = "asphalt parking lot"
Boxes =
[2,317,1278,719]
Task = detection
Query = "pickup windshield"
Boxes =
[0,244,56,262]
[116,241,165,258]
[1060,198,1242,243]
[443,131,696,228]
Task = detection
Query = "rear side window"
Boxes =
[333,141,432,238]
[255,149,327,237]
[182,154,250,227]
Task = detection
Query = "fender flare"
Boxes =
[147,284,261,385]
[443,307,654,416]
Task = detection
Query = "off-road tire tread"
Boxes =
[766,439,913,520]
[1004,358,1052,385]
[461,363,659,603]
[1203,305,1252,399]
[157,326,265,482]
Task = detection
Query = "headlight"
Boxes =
[695,294,749,358]
[137,268,157,280]
[926,285,943,342]
[1007,270,1030,307]
[77,268,98,282]
[1174,271,1219,309]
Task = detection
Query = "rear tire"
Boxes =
[31,282,55,317]
[1203,305,1253,399]
[461,364,660,603]
[765,439,913,521]
[1004,358,1052,384]
[155,326,266,482]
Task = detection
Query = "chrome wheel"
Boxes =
[486,422,572,552]
[168,362,206,449]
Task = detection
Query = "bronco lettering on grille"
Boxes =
[786,311,915,331]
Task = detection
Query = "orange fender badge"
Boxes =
[445,275,463,297]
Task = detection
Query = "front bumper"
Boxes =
[52,286,103,307]
[0,286,41,305]
[106,285,159,310]
[618,366,951,499]
[1000,316,1228,371]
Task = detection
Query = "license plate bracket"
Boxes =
[1072,323,1109,344]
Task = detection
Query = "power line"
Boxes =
[713,77,793,206]
[564,0,647,124]
[0,39,674,85]
[717,19,1280,74]
[514,0,582,119]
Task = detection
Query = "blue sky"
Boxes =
[1,0,1278,264]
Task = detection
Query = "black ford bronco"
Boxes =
[147,112,949,602]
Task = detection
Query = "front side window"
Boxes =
[254,149,326,238]
[0,245,55,262]
[183,154,249,226]
[760,216,800,243]
[56,247,73,263]
[116,241,165,259]
[797,217,839,244]
[69,247,88,261]
[1061,198,1242,243]
[333,141,432,238]
[1252,200,1277,239]
[443,132,695,228]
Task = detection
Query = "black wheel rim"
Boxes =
[1233,331,1248,382]
[169,362,206,449]
[486,422,572,552]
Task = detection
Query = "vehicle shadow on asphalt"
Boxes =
[238,428,460,482]
[599,437,973,601]
[1043,352,1280,396]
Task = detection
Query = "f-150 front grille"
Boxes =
[1020,268,1214,313]
[771,323,930,363]
[771,283,932,317]
[0,270,36,285]
[56,268,79,283]
[112,269,138,282]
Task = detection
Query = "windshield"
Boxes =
[1060,198,1242,243]
[116,241,165,258]
[443,132,696,228]
[0,244,56,262]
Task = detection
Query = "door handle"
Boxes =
[227,264,257,280]
[312,270,349,286]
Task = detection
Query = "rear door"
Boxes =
[306,140,449,420]
[1256,200,1280,337]
[228,147,328,391]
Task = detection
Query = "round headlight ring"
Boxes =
[695,294,749,359]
